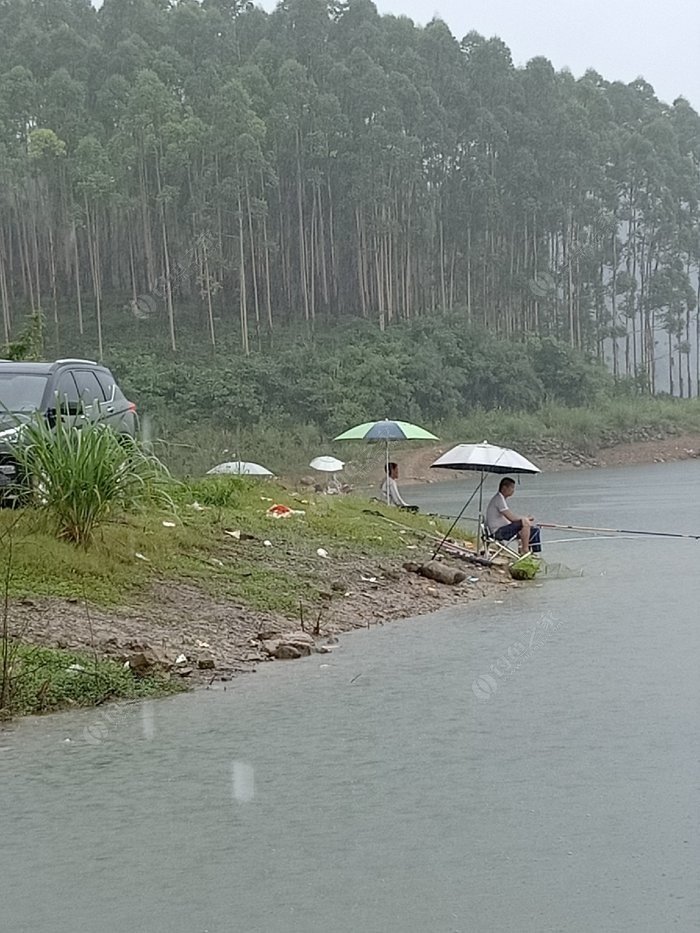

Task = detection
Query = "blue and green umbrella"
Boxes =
[334,419,438,503]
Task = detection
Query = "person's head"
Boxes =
[386,461,399,479]
[499,477,516,498]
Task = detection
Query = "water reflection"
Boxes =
[141,701,156,741]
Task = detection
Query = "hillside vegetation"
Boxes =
[1,0,699,398]
[97,315,700,475]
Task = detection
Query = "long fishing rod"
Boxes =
[363,508,494,567]
[540,521,700,541]
[430,475,485,559]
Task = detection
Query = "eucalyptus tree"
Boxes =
[73,134,114,360]
[0,0,698,398]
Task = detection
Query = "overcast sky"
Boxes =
[372,0,699,108]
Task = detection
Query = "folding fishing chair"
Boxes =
[479,519,524,563]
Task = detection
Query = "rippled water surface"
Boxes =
[1,461,699,932]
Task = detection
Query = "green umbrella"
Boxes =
[334,419,438,504]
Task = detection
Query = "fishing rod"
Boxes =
[363,508,494,566]
[540,521,700,541]
[430,476,485,559]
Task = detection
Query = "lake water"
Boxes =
[1,462,699,932]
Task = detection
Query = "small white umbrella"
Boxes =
[309,456,345,473]
[431,442,540,554]
[207,461,274,476]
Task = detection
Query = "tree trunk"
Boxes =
[154,151,176,352]
[84,195,103,362]
[237,187,249,355]
[296,133,310,322]
[0,246,10,343]
[73,222,84,335]
[201,235,216,349]
[262,212,273,332]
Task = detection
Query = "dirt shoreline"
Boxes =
[10,431,694,709]
[398,432,700,485]
[8,553,513,690]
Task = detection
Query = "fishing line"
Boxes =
[540,521,700,541]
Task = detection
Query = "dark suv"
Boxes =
[0,358,137,501]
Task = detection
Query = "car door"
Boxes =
[94,369,135,435]
[51,370,81,423]
[72,369,107,424]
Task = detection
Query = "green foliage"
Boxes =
[529,337,612,406]
[65,312,698,475]
[11,417,175,545]
[27,127,66,162]
[3,310,44,361]
[442,394,700,461]
[180,476,249,509]
[107,316,614,448]
[0,643,180,717]
[1,0,699,388]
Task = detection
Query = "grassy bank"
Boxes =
[0,480,449,613]
[1,479,462,718]
[7,385,697,718]
[148,396,700,479]
[0,643,180,718]
[444,397,700,459]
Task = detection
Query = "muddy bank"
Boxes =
[398,433,700,485]
[7,555,512,687]
[568,432,700,469]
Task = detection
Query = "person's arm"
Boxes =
[501,503,535,523]
[388,477,409,507]
[496,492,530,524]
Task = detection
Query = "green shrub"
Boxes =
[180,476,249,508]
[528,336,612,406]
[11,418,175,545]
[0,643,179,717]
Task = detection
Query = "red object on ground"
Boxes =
[267,504,293,518]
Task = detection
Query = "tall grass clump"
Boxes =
[179,475,249,508]
[11,417,175,545]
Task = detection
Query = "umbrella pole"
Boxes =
[476,469,485,553]
[385,439,390,504]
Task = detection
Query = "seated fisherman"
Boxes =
[380,462,418,512]
[485,476,541,554]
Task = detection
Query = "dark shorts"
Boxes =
[494,520,542,553]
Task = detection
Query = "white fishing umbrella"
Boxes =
[207,461,274,476]
[431,442,540,553]
[309,455,345,473]
[431,442,540,476]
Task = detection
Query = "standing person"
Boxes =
[380,462,418,512]
[485,476,541,554]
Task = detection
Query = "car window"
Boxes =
[0,372,48,412]
[95,370,124,402]
[73,370,106,405]
[53,372,80,406]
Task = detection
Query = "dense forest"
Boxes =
[1,0,699,398]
